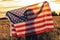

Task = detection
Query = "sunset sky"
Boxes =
[0,0,60,18]
[0,0,60,11]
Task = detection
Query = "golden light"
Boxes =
[0,0,60,18]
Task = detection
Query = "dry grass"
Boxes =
[0,16,60,40]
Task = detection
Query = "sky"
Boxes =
[0,0,60,18]
[0,0,60,11]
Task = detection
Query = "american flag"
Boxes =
[6,1,54,37]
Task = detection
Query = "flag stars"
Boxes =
[18,20,20,23]
[24,16,26,17]
[22,15,24,16]
[20,14,23,16]
[16,20,17,21]
[6,7,27,24]
[21,20,23,22]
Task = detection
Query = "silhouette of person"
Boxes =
[24,9,38,40]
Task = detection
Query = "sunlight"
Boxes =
[0,0,60,11]
[0,0,60,18]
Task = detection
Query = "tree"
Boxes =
[59,12,60,16]
[52,11,58,16]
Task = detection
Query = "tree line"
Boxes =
[52,11,60,16]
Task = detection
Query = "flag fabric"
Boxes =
[6,1,54,37]
[6,7,27,37]
[11,24,17,36]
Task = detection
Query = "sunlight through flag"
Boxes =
[6,1,54,37]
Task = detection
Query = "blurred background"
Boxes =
[0,0,60,18]
[0,0,60,40]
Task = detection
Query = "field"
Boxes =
[0,16,60,40]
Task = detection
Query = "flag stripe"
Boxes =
[6,1,54,37]
[27,8,51,16]
[15,18,53,28]
[16,28,48,37]
[32,5,50,10]
[35,28,54,35]
[17,28,54,37]
[15,20,53,31]
[27,3,49,9]
[17,25,53,35]
[12,33,17,36]
[28,13,52,20]
[11,25,17,36]
[16,23,53,32]
[33,8,50,13]
[14,15,52,27]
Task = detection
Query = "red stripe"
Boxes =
[36,28,54,34]
[12,29,15,31]
[15,24,26,28]
[34,28,48,35]
[17,34,25,37]
[32,6,49,10]
[27,8,51,16]
[42,8,50,12]
[16,23,53,32]
[29,6,40,10]
[33,8,50,13]
[15,18,53,28]
[27,4,49,9]
[34,18,53,24]
[48,28,54,31]
[14,13,52,27]
[26,28,54,37]
[29,13,52,20]
[12,33,17,37]
[17,28,54,37]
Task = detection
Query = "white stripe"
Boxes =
[34,21,53,27]
[11,26,16,35]
[28,11,51,19]
[35,25,54,32]
[34,16,52,21]
[47,25,54,28]
[11,27,15,29]
[16,21,53,30]
[14,15,52,26]
[33,7,50,13]
[11,30,16,36]
[17,25,53,34]
[42,6,50,10]
[11,26,16,33]
[12,31,16,33]
[33,6,50,11]
[40,11,51,16]
[17,31,25,35]
[10,26,16,36]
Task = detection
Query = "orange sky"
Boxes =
[0,0,60,18]
[0,0,60,11]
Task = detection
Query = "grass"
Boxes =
[0,16,60,40]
